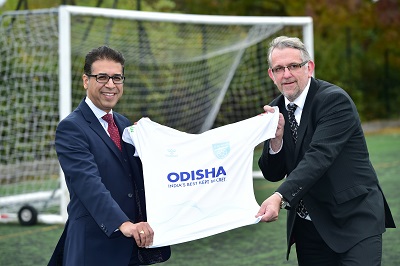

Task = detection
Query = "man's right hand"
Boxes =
[263,105,284,152]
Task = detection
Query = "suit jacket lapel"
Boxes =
[78,100,124,160]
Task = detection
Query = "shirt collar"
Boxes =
[284,78,311,111]
[85,97,113,119]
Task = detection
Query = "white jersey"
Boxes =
[122,108,279,247]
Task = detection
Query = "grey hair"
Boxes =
[267,36,312,67]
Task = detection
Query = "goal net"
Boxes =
[0,5,313,224]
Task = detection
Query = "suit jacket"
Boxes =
[258,78,395,259]
[49,99,170,265]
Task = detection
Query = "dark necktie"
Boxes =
[287,103,309,219]
[287,103,298,143]
[103,114,143,222]
[102,113,122,151]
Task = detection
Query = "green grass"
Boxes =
[0,131,399,266]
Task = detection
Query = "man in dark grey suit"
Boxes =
[256,36,395,266]
[48,46,170,265]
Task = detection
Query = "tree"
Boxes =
[1,0,399,120]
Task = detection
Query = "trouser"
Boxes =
[294,217,382,266]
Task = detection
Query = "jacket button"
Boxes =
[128,193,133,198]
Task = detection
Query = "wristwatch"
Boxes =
[280,198,289,209]
[275,191,289,209]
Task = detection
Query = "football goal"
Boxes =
[0,5,313,224]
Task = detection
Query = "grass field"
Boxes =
[0,130,399,266]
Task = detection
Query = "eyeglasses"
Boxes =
[271,61,309,75]
[86,74,125,84]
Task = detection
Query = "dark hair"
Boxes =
[83,46,125,75]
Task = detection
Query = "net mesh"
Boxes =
[0,10,60,214]
[69,18,289,132]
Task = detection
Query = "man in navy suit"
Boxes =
[256,36,395,265]
[49,46,170,265]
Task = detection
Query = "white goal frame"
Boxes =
[58,5,314,132]
[58,6,313,223]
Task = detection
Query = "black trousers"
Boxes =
[293,217,382,266]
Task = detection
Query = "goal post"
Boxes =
[59,5,314,132]
[0,5,313,224]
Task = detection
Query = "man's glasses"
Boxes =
[86,74,125,84]
[271,61,309,75]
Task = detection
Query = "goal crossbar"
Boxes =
[60,5,313,25]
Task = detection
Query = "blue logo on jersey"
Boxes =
[212,142,230,159]
[167,166,226,182]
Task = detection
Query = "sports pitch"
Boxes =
[0,129,399,266]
